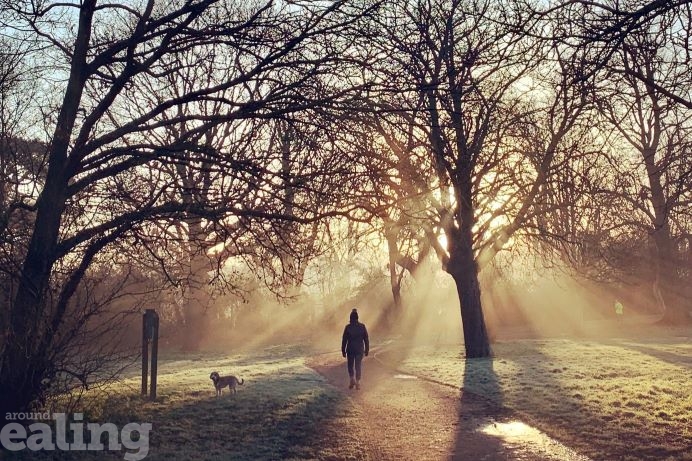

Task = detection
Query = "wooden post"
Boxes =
[141,312,149,396]
[150,311,159,400]
[142,309,159,399]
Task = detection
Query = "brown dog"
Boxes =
[210,371,244,396]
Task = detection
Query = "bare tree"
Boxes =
[0,35,41,348]
[506,0,692,317]
[0,0,375,419]
[590,14,692,321]
[547,0,692,108]
[358,0,592,357]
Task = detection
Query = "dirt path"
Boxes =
[307,348,590,461]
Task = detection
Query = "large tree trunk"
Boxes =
[384,221,403,325]
[181,283,211,351]
[652,230,688,323]
[0,1,95,420]
[448,247,491,358]
[424,82,491,357]
[644,146,688,324]
[182,307,208,351]
[446,204,491,358]
[0,162,70,420]
[181,218,212,351]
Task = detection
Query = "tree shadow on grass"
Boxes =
[129,371,356,461]
[450,341,608,461]
[449,356,512,460]
[616,341,692,367]
[488,340,688,461]
[4,359,360,461]
[492,342,589,443]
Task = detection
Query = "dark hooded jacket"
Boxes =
[342,319,369,356]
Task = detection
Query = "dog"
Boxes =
[210,371,244,396]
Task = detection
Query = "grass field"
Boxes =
[5,332,690,461]
[386,333,692,461]
[7,346,365,461]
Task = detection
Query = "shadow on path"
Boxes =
[310,342,595,461]
[309,346,577,461]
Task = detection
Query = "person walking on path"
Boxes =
[342,308,369,390]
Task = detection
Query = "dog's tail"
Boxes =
[239,378,244,385]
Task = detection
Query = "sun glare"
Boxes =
[438,233,448,251]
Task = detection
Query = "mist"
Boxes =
[139,247,670,357]
[2,1,691,446]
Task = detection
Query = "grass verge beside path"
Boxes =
[388,336,692,461]
[10,346,365,461]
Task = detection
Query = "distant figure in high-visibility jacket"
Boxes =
[341,308,369,390]
[614,299,624,325]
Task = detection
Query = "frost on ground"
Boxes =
[12,337,691,461]
[16,346,365,461]
[388,336,692,461]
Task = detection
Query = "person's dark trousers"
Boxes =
[347,352,364,381]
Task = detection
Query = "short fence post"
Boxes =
[142,309,160,400]
[141,313,149,395]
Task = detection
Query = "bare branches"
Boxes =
[0,0,380,413]
[541,0,692,108]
